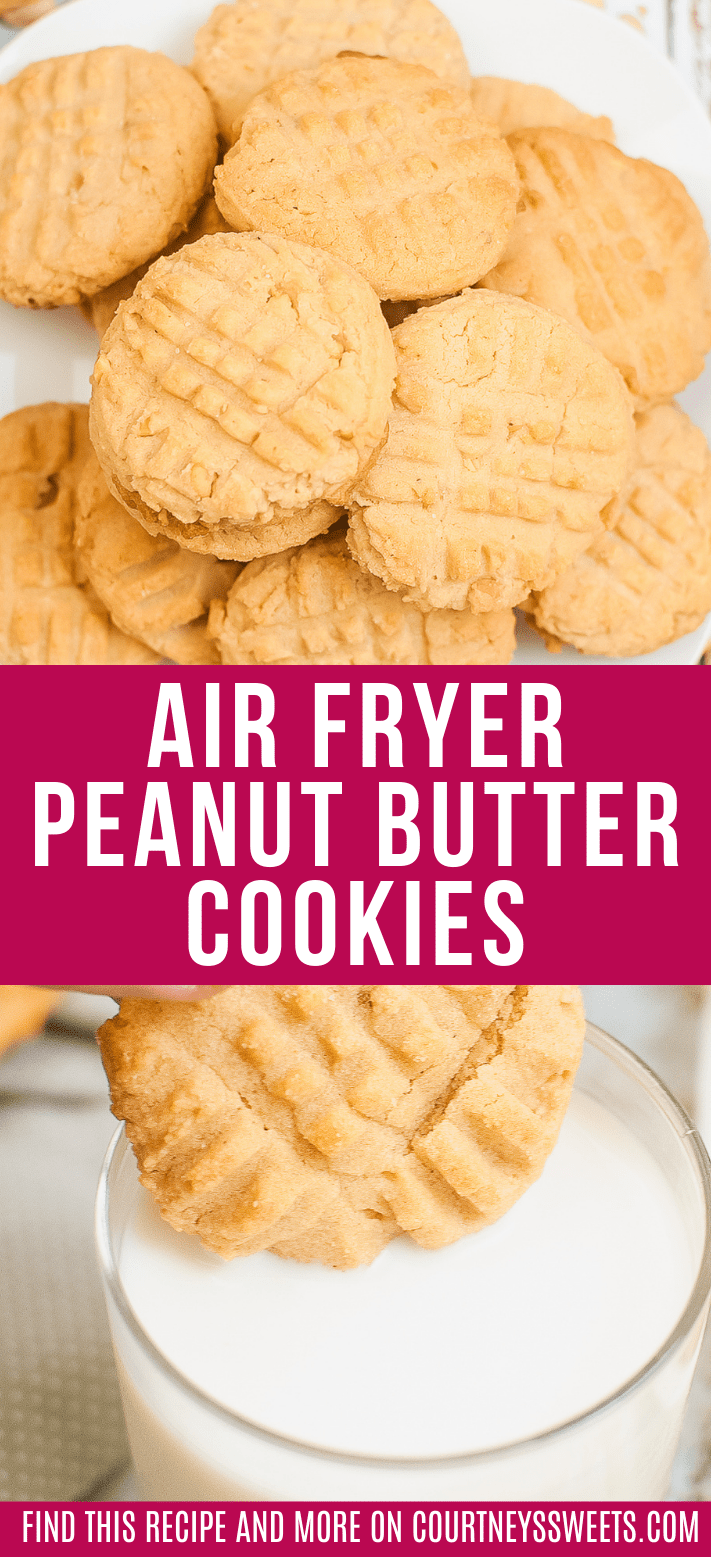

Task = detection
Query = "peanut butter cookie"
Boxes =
[531,402,711,656]
[214,55,519,301]
[75,447,240,665]
[469,77,613,141]
[0,46,218,307]
[0,403,159,663]
[83,195,231,340]
[192,0,470,144]
[209,519,516,663]
[89,232,395,557]
[98,985,585,1270]
[129,497,342,564]
[347,289,634,612]
[479,128,711,408]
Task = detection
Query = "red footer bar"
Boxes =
[1,1503,704,1555]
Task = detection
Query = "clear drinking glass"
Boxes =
[95,1022,711,1500]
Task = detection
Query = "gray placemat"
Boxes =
[0,1031,130,1500]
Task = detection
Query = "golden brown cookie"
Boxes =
[531,402,711,657]
[0,46,218,308]
[83,195,232,340]
[192,0,471,144]
[479,128,711,408]
[98,985,585,1269]
[209,519,515,663]
[75,447,240,665]
[0,403,160,663]
[214,55,519,301]
[347,289,634,613]
[129,495,342,564]
[469,77,614,141]
[89,232,395,558]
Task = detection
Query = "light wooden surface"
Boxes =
[583,0,711,116]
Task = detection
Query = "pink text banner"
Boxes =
[4,1501,703,1554]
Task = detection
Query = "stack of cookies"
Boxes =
[1,0,710,663]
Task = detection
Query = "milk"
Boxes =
[98,1034,711,1499]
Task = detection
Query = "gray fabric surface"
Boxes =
[0,1023,130,1501]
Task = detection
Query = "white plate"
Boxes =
[1,0,710,666]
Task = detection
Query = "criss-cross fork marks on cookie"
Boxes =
[215,56,519,300]
[468,77,614,143]
[86,193,231,341]
[98,985,585,1270]
[75,447,240,664]
[348,290,634,613]
[0,52,137,303]
[192,0,471,143]
[480,129,711,408]
[0,47,217,307]
[209,520,516,664]
[0,403,159,664]
[90,233,395,534]
[532,402,711,656]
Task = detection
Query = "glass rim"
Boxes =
[95,1020,711,1470]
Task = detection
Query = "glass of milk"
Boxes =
[95,1022,711,1500]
